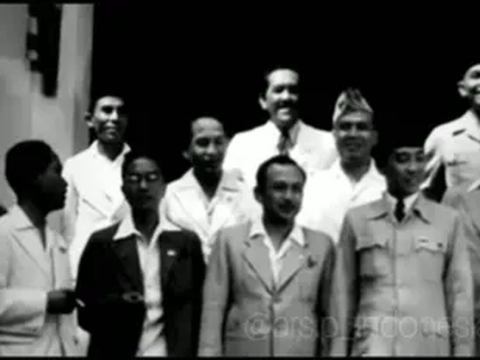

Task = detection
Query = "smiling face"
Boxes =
[384,147,427,198]
[185,117,228,176]
[458,63,480,109]
[334,111,377,165]
[259,69,300,130]
[87,96,128,145]
[255,163,305,224]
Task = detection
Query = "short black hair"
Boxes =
[255,155,306,191]
[375,115,429,170]
[182,115,228,150]
[88,92,127,114]
[5,140,57,198]
[258,63,301,99]
[121,148,163,179]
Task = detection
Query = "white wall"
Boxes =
[0,4,92,208]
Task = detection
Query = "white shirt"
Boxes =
[424,109,480,189]
[162,169,259,262]
[297,159,386,243]
[223,120,338,189]
[62,140,131,280]
[249,219,305,284]
[113,214,167,357]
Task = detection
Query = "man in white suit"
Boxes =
[223,66,338,189]
[62,93,131,281]
[163,116,257,262]
[0,140,79,356]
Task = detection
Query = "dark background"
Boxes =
[90,4,476,182]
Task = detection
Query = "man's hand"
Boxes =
[47,289,77,314]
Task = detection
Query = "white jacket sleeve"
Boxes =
[0,234,47,337]
[422,126,443,189]
[60,160,78,246]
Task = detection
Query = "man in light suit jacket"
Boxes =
[336,125,474,356]
[162,116,258,262]
[223,65,338,189]
[0,140,80,356]
[76,149,206,357]
[62,92,131,282]
[443,180,480,355]
[199,155,342,357]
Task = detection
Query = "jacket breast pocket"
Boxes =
[414,237,447,283]
[356,235,389,279]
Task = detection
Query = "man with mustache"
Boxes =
[223,66,338,189]
[424,61,480,200]
[0,141,80,356]
[199,155,342,357]
[162,116,257,263]
[297,88,386,243]
[336,123,474,356]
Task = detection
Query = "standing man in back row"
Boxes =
[298,88,385,243]
[62,92,131,281]
[223,65,338,189]
[424,61,480,200]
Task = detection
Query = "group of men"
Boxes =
[0,62,480,357]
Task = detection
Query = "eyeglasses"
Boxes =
[124,173,161,184]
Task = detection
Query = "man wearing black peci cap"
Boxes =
[335,120,474,356]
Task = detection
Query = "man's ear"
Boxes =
[253,186,262,205]
[259,95,267,111]
[84,112,94,128]
[182,150,190,162]
[458,80,469,99]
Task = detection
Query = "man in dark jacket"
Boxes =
[75,149,205,357]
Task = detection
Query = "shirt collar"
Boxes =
[330,158,384,183]
[265,119,302,145]
[249,217,305,247]
[113,211,164,243]
[178,169,242,193]
[8,205,66,249]
[9,204,35,230]
[385,191,420,214]
[88,140,131,162]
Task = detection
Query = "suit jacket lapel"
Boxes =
[209,188,243,236]
[158,232,182,289]
[12,229,50,277]
[243,237,275,294]
[81,188,116,219]
[110,235,144,293]
[276,239,310,293]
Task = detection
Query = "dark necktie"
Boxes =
[394,197,405,223]
[277,128,291,155]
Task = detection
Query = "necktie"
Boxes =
[277,128,291,155]
[394,197,405,223]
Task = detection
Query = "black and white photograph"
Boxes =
[0,2,478,357]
